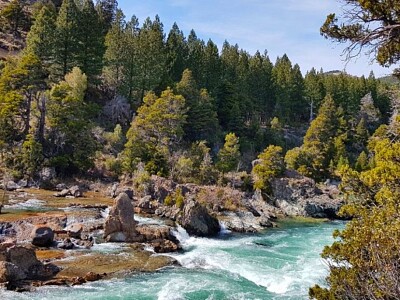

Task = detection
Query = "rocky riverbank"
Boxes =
[0,170,344,291]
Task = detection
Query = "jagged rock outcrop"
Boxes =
[270,171,344,218]
[180,200,220,237]
[104,193,138,242]
[136,224,181,253]
[0,244,59,285]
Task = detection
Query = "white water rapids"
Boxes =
[0,220,344,300]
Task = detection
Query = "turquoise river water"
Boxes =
[0,220,344,300]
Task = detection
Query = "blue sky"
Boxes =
[118,0,394,77]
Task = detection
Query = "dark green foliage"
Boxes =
[216,133,240,173]
[95,0,118,32]
[51,0,80,81]
[166,23,188,84]
[122,88,187,175]
[46,67,97,175]
[75,0,105,84]
[252,145,285,191]
[176,69,220,144]
[25,4,57,76]
[273,55,307,123]
[0,0,30,36]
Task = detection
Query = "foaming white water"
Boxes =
[219,221,231,235]
[169,223,338,296]
[134,215,166,226]
[0,221,344,300]
[90,242,129,253]
[4,199,46,210]
[100,207,109,218]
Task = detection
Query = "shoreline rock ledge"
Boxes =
[104,193,139,242]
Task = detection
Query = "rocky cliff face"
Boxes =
[270,171,343,218]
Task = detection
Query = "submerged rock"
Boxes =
[104,192,138,242]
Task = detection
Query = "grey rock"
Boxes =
[104,193,137,242]
[40,167,56,182]
[55,183,67,191]
[6,246,41,275]
[0,261,26,283]
[180,200,220,237]
[270,171,344,218]
[6,181,20,191]
[57,239,74,250]
[69,185,83,198]
[65,223,83,239]
[31,226,54,247]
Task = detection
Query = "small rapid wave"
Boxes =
[4,199,46,210]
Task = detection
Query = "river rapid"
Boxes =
[0,220,344,300]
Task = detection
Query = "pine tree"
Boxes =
[95,0,118,32]
[252,145,285,191]
[76,0,105,85]
[166,23,188,84]
[272,54,306,123]
[285,95,344,180]
[136,16,167,100]
[46,67,97,174]
[202,39,220,93]
[51,0,80,82]
[187,30,205,83]
[216,133,240,173]
[0,0,30,36]
[176,70,220,144]
[122,88,187,174]
[103,9,126,92]
[25,4,57,77]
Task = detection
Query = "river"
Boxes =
[0,220,344,300]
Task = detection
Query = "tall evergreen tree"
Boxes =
[136,15,167,100]
[202,39,221,94]
[176,69,220,144]
[186,30,205,83]
[25,3,57,77]
[273,54,306,123]
[166,22,188,84]
[76,0,105,85]
[51,0,80,81]
[216,132,241,173]
[95,0,118,32]
[103,9,126,92]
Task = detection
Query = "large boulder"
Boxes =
[31,226,54,247]
[5,246,59,281]
[7,246,41,274]
[104,193,138,242]
[180,200,220,237]
[0,261,26,283]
